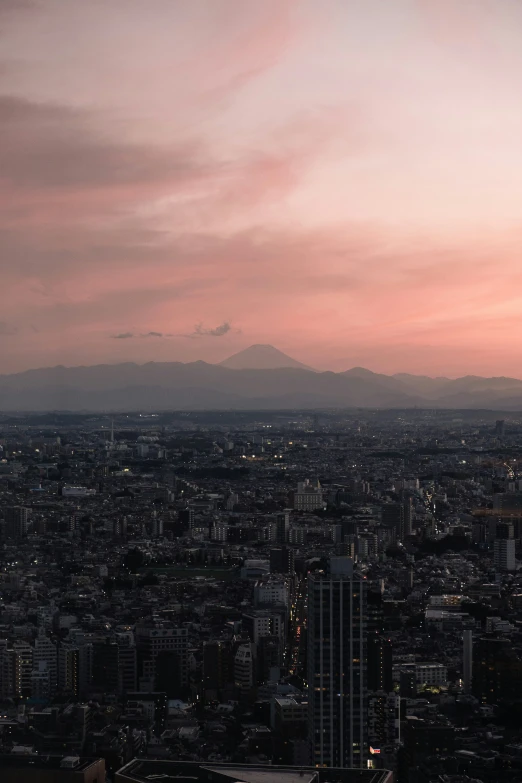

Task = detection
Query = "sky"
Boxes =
[2,0,522,377]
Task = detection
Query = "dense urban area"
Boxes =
[1,408,522,783]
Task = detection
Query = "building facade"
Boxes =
[307,557,368,768]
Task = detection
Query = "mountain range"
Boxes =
[1,344,522,411]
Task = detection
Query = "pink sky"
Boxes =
[2,0,522,376]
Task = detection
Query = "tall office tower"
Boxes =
[495,419,506,438]
[115,632,137,695]
[270,546,295,575]
[463,630,473,693]
[368,692,401,758]
[400,495,413,540]
[92,639,120,695]
[473,637,522,704]
[203,640,233,693]
[57,645,80,698]
[179,507,195,531]
[307,557,367,768]
[494,538,516,571]
[4,506,29,539]
[151,515,164,538]
[33,631,57,692]
[155,650,186,698]
[258,635,282,682]
[270,512,290,543]
[496,522,515,539]
[58,643,92,699]
[382,496,413,542]
[136,623,188,689]
[367,633,393,693]
[0,643,33,698]
[31,662,51,699]
[234,643,256,688]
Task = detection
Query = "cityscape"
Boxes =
[3,1,522,782]
[1,407,522,782]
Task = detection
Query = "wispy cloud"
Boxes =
[110,322,233,341]
[111,331,167,339]
[182,321,232,339]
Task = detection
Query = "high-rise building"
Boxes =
[58,643,92,699]
[115,632,137,694]
[0,643,33,698]
[242,609,286,646]
[307,557,367,768]
[31,663,51,699]
[270,512,290,543]
[473,637,522,704]
[254,578,289,607]
[382,496,413,542]
[292,480,324,512]
[33,632,57,693]
[288,527,306,545]
[4,506,29,539]
[495,419,506,438]
[234,643,256,688]
[367,633,393,693]
[155,650,186,698]
[463,630,473,693]
[203,640,233,693]
[368,692,400,757]
[494,538,516,571]
[136,623,188,688]
[270,546,295,575]
[58,645,80,697]
[401,495,413,539]
[92,639,120,695]
[258,635,282,682]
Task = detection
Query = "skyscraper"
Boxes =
[473,637,522,704]
[494,538,516,571]
[270,546,295,575]
[367,633,393,693]
[401,495,413,540]
[381,496,412,542]
[463,630,473,693]
[307,557,367,768]
[4,506,29,539]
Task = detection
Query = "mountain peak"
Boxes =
[219,344,314,371]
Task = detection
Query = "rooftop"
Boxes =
[115,761,392,783]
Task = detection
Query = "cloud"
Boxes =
[184,321,232,338]
[0,321,17,336]
[110,322,233,341]
[110,330,170,339]
[0,95,210,193]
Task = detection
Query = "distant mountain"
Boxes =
[392,373,451,398]
[0,357,522,411]
[342,367,412,395]
[220,344,313,371]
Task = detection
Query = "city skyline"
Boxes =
[3,0,522,376]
